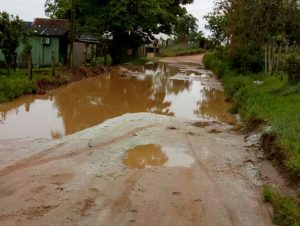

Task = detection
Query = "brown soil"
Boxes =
[261,133,300,184]
[36,66,109,91]
[0,55,281,226]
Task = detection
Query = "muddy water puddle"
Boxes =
[122,144,194,169]
[0,63,235,140]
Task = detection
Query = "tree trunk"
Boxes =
[110,32,128,65]
[132,46,139,58]
[51,51,56,77]
[268,42,272,74]
[264,44,268,74]
[6,64,10,76]
[13,54,17,72]
[28,54,33,80]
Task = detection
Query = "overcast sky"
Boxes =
[0,0,214,35]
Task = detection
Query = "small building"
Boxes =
[73,34,100,67]
[0,18,105,69]
[31,18,69,66]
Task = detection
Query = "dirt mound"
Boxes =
[37,66,109,91]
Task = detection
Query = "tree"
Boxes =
[45,0,71,19]
[45,0,194,65]
[0,12,22,75]
[175,14,198,43]
[204,11,228,46]
[21,34,33,80]
[205,0,300,72]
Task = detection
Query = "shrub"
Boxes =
[0,75,37,103]
[285,56,300,84]
[95,55,112,66]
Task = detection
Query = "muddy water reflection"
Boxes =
[0,63,235,139]
[123,144,168,169]
[122,144,194,169]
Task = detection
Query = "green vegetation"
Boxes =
[0,12,23,75]
[204,50,300,225]
[263,186,300,226]
[45,0,194,65]
[124,57,152,66]
[0,67,66,103]
[204,1,300,222]
[0,69,37,103]
[94,55,113,66]
[204,51,300,173]
[205,0,300,73]
[160,43,204,57]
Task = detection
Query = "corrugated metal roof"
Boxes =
[32,18,69,36]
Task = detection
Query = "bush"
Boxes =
[95,55,112,66]
[285,56,300,84]
[203,51,230,77]
[0,76,36,103]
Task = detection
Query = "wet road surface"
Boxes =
[0,55,274,226]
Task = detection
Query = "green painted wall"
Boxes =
[31,36,60,66]
[0,36,60,66]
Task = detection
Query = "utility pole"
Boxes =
[69,0,76,70]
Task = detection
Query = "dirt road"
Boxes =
[0,55,274,226]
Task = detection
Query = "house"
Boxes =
[73,34,100,67]
[144,33,172,58]
[31,18,69,66]
[0,17,105,68]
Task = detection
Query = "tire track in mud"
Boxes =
[0,124,157,178]
[101,172,143,225]
[183,131,240,226]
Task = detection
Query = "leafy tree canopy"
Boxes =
[174,13,198,43]
[0,11,22,74]
[45,0,194,64]
[205,0,300,72]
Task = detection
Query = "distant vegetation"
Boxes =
[45,0,195,65]
[160,43,204,57]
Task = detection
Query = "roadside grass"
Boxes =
[160,43,204,57]
[204,51,300,225]
[204,51,300,173]
[0,67,65,103]
[263,186,300,225]
[0,69,36,103]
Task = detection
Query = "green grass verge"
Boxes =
[204,50,300,225]
[204,51,300,174]
[0,67,64,103]
[263,186,300,225]
[0,69,37,103]
[160,43,204,57]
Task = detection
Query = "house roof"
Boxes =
[32,18,69,36]
[75,34,99,43]
[22,21,33,32]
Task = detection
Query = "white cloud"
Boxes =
[185,0,215,36]
[0,0,46,21]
